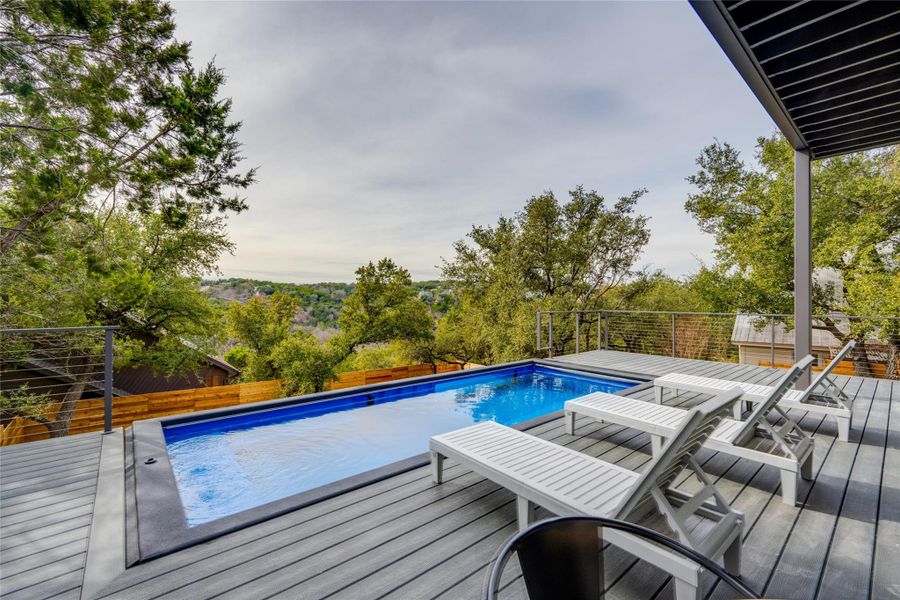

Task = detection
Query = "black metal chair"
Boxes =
[483,516,759,600]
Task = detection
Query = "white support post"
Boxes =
[516,497,534,530]
[564,411,576,436]
[430,451,444,484]
[794,149,812,389]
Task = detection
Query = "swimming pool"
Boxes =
[131,360,641,560]
[163,364,632,526]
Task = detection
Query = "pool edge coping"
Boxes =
[129,360,649,562]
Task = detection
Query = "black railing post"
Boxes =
[104,328,113,433]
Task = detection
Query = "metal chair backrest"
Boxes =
[482,516,760,600]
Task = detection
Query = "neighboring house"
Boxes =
[112,318,242,394]
[731,314,892,377]
[731,314,848,368]
[1,348,240,404]
[731,269,895,376]
[115,354,239,394]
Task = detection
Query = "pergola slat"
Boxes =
[693,0,900,159]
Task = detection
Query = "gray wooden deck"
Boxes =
[1,351,897,599]
[0,432,105,600]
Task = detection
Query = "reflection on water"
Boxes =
[164,365,631,526]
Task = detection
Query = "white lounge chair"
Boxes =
[430,391,744,600]
[565,357,815,506]
[654,341,856,441]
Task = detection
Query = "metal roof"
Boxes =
[692,0,900,159]
[730,314,844,349]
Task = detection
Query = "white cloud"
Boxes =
[172,0,776,283]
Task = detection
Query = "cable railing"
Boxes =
[536,310,899,380]
[1,326,118,445]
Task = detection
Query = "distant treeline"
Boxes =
[201,278,455,329]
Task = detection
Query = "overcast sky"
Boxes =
[173,1,777,284]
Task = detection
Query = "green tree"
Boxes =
[270,332,339,396]
[1,0,255,255]
[404,304,491,368]
[336,341,407,372]
[331,258,434,361]
[439,186,651,362]
[225,259,433,394]
[1,205,233,435]
[685,135,899,373]
[226,291,299,381]
[0,0,255,433]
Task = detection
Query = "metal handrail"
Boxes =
[0,325,120,334]
[536,309,900,319]
[1,326,118,434]
[535,309,899,379]
[483,515,759,599]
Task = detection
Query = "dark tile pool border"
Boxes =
[129,359,648,562]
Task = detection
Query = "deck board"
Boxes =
[816,379,890,600]
[1,351,896,600]
[0,431,103,600]
[872,380,900,600]
[763,376,879,600]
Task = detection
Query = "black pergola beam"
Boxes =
[692,0,900,159]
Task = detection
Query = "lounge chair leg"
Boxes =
[516,497,534,531]
[654,385,664,404]
[673,577,701,600]
[723,536,742,575]
[801,453,814,481]
[430,451,444,484]
[650,435,663,457]
[564,411,576,435]
[732,401,743,420]
[780,469,799,506]
[836,416,850,442]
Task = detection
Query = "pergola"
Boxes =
[691,0,900,385]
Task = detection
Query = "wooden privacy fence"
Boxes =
[327,362,461,390]
[0,379,282,446]
[757,359,888,378]
[1,363,463,445]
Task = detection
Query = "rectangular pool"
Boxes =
[162,364,633,526]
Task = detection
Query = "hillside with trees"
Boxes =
[202,278,454,330]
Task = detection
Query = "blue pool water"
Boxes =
[163,365,633,526]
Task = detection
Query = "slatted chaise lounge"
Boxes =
[564,357,815,506]
[654,341,856,441]
[430,391,744,600]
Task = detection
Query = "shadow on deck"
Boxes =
[1,351,896,599]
